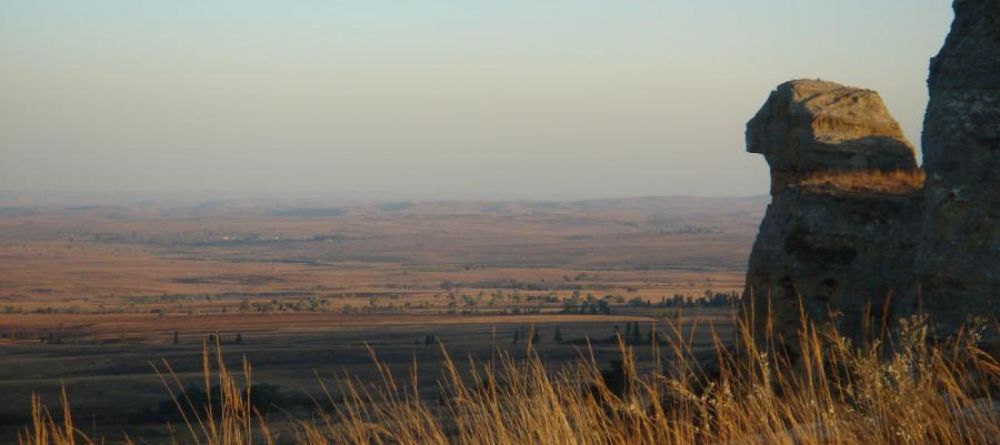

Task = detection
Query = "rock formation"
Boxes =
[746,79,918,195]
[743,0,1000,353]
[743,80,923,349]
[915,0,1000,348]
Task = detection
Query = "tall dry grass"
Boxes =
[19,313,1000,445]
[798,169,926,194]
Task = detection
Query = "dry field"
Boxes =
[0,195,763,441]
[0,196,763,308]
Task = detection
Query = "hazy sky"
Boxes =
[0,1,951,200]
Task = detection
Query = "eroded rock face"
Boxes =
[744,0,1000,353]
[915,0,1000,347]
[747,80,918,195]
[744,80,922,349]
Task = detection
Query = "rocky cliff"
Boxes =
[915,0,1000,348]
[744,0,1000,353]
[743,80,923,348]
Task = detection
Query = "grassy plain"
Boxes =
[0,195,763,441]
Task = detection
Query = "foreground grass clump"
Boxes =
[20,315,1000,445]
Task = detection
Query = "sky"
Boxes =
[0,1,952,200]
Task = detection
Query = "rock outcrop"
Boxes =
[743,0,1000,353]
[747,79,918,195]
[915,0,1000,348]
[744,80,923,349]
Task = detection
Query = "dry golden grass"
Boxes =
[799,169,925,195]
[19,313,1000,445]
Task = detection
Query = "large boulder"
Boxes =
[744,80,923,350]
[915,0,1000,347]
[747,79,918,195]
